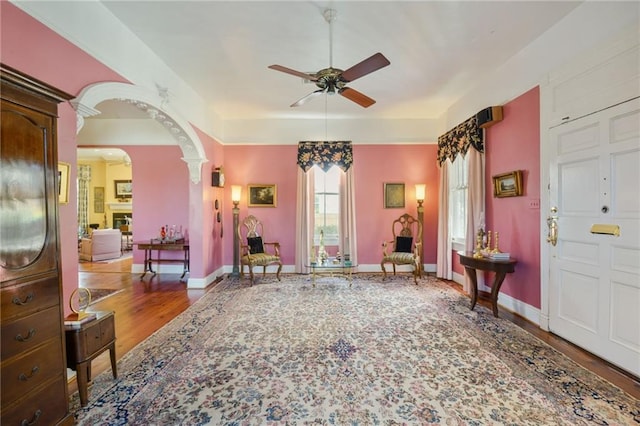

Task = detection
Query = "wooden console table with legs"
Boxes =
[135,240,190,281]
[65,311,117,407]
[458,251,517,318]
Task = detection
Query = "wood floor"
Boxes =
[72,257,640,401]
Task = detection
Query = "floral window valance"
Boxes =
[297,141,353,172]
[437,115,484,166]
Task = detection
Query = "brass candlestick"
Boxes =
[492,232,501,253]
[473,230,483,258]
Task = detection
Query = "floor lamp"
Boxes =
[231,185,242,277]
[415,184,426,277]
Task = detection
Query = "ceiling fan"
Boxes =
[268,9,390,108]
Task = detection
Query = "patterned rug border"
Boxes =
[71,273,639,424]
[85,288,124,306]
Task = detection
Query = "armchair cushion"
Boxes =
[247,236,264,254]
[395,236,413,253]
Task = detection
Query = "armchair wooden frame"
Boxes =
[381,213,423,284]
[237,215,282,285]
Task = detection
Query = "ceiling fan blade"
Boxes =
[339,87,376,108]
[268,65,318,81]
[291,89,325,107]
[341,52,390,82]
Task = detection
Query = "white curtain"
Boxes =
[436,160,452,280]
[464,148,485,293]
[339,166,358,265]
[295,167,315,273]
[77,165,91,235]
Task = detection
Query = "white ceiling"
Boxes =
[95,1,581,122]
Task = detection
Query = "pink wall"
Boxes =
[118,146,190,264]
[224,144,439,267]
[450,88,541,311]
[193,126,225,277]
[484,87,541,308]
[224,146,299,265]
[2,3,128,316]
[353,145,439,265]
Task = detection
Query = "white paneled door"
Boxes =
[548,98,640,377]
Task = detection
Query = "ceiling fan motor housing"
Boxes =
[315,67,346,94]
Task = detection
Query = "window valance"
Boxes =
[437,115,484,166]
[297,141,353,172]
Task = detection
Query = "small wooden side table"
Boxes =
[65,311,117,406]
[458,251,517,318]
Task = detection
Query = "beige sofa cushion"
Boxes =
[79,228,122,261]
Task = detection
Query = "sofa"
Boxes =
[79,228,122,261]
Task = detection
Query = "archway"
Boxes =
[71,82,208,183]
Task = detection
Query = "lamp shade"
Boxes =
[415,184,426,201]
[231,185,242,203]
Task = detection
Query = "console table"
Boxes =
[458,251,517,318]
[65,311,117,407]
[135,240,189,281]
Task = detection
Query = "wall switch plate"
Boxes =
[529,198,540,209]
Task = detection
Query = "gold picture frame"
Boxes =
[493,170,523,198]
[58,162,70,204]
[247,184,276,207]
[114,179,133,198]
[384,183,405,208]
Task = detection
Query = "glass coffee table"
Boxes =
[307,258,357,287]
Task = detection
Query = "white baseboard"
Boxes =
[477,282,540,325]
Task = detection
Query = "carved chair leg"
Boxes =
[392,264,397,276]
[249,267,255,286]
[381,263,387,280]
[276,263,282,281]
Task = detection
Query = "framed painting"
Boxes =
[94,186,105,213]
[248,184,276,207]
[384,183,405,208]
[114,179,132,199]
[58,162,70,204]
[493,170,523,198]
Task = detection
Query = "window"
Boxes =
[448,155,468,247]
[314,165,340,246]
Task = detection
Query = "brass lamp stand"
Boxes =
[231,185,242,278]
[415,184,426,277]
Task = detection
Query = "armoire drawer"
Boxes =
[1,305,62,359]
[0,375,69,426]
[1,338,64,405]
[1,278,59,321]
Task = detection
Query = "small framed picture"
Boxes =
[384,183,405,208]
[248,184,276,207]
[493,170,523,198]
[114,179,133,198]
[58,162,70,204]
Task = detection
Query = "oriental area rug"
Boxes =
[71,274,639,425]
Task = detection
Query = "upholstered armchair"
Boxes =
[237,215,282,285]
[381,213,422,284]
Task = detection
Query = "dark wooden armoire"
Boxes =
[1,64,74,425]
